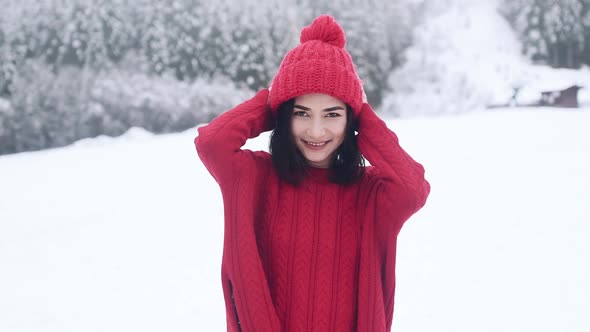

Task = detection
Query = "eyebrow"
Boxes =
[293,104,345,112]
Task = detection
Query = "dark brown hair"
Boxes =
[269,98,365,186]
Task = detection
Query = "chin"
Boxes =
[303,154,332,167]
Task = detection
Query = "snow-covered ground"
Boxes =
[1,106,590,331]
[2,0,590,331]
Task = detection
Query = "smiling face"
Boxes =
[291,93,347,168]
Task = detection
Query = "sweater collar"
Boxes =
[304,166,331,184]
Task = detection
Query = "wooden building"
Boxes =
[540,85,583,108]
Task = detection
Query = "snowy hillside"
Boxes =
[2,0,590,331]
[381,0,590,116]
[1,107,590,331]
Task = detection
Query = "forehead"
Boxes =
[294,93,345,108]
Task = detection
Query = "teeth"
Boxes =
[306,141,326,147]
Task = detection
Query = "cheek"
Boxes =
[290,120,303,137]
[331,122,347,140]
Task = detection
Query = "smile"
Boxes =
[305,140,327,146]
[303,140,330,149]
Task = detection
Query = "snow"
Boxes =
[1,106,590,331]
[381,0,590,116]
[2,0,590,331]
[0,98,10,113]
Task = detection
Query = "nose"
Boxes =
[307,118,326,139]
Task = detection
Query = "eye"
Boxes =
[293,111,309,117]
[326,112,342,118]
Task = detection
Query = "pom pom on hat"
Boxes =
[269,15,364,117]
[300,15,346,48]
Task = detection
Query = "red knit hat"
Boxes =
[269,15,364,117]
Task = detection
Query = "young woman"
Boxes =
[195,15,430,332]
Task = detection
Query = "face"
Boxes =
[291,93,347,168]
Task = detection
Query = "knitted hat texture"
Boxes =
[268,15,364,117]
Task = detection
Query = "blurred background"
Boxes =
[0,0,588,155]
[1,0,589,331]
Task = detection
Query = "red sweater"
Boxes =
[195,89,430,332]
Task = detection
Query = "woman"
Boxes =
[195,15,430,332]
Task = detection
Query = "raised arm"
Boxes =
[357,102,430,217]
[194,88,273,185]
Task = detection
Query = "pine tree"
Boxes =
[501,0,588,68]
[544,0,585,67]
[581,0,590,65]
[0,0,420,154]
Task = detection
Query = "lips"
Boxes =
[303,140,330,150]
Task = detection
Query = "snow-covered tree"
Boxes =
[582,0,590,64]
[0,0,421,154]
[545,0,586,67]
[501,0,589,68]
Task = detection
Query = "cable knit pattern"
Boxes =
[195,89,430,332]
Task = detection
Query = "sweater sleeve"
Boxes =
[194,88,274,185]
[357,102,430,228]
